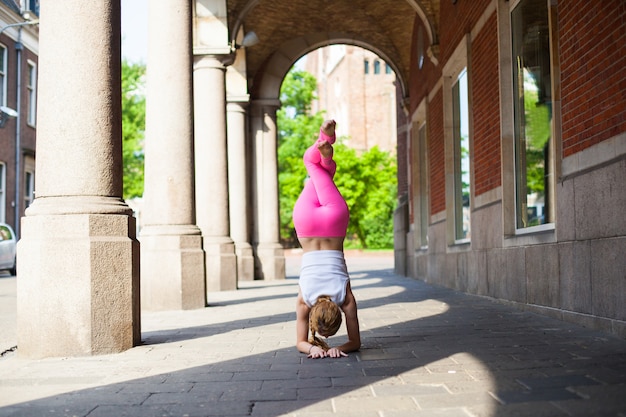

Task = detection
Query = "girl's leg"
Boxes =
[293,122,349,237]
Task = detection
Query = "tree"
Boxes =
[121,59,146,199]
[331,144,397,248]
[277,70,325,244]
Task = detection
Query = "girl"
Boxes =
[293,120,361,359]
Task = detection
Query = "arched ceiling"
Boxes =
[226,0,440,99]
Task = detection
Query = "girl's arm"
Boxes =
[335,283,361,355]
[296,292,326,358]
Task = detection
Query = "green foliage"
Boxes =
[277,70,325,245]
[279,70,318,115]
[277,68,397,249]
[121,59,146,199]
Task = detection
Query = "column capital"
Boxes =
[193,50,235,68]
[227,94,250,104]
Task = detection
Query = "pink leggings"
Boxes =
[293,130,349,238]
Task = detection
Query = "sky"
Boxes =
[121,0,148,63]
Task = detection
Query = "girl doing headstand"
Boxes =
[293,119,361,359]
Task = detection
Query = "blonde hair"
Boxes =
[309,295,342,351]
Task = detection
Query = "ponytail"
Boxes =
[309,295,342,351]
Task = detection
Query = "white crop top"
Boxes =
[299,250,349,307]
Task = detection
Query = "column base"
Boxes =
[204,236,237,292]
[17,213,140,358]
[140,226,206,311]
[235,241,255,282]
[255,243,286,280]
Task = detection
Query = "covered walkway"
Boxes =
[1,253,625,416]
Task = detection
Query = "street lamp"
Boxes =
[0,106,18,128]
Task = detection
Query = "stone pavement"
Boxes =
[0,251,625,417]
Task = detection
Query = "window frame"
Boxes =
[26,60,37,127]
[0,44,7,108]
[0,162,5,223]
[411,100,429,251]
[443,34,473,249]
[498,0,559,245]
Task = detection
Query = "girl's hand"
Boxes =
[326,347,347,358]
[308,345,327,359]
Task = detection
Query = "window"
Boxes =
[26,0,40,16]
[27,61,37,126]
[417,123,429,248]
[364,59,369,74]
[443,35,471,246]
[0,162,5,223]
[373,60,380,74]
[511,0,553,229]
[0,45,7,107]
[24,170,34,210]
[452,69,470,241]
[385,63,392,74]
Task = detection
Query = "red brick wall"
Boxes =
[471,12,502,196]
[560,0,626,157]
[439,0,493,66]
[429,89,445,215]
[408,18,441,114]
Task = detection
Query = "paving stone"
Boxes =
[384,409,473,417]
[492,387,582,404]
[1,254,625,416]
[333,395,418,412]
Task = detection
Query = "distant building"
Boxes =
[304,45,397,154]
[0,0,38,237]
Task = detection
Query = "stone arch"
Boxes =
[251,33,408,102]
[230,0,439,53]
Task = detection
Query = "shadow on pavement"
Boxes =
[1,258,625,417]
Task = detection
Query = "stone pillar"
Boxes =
[250,100,285,280]
[227,100,255,281]
[16,0,140,358]
[140,0,206,310]
[193,55,237,292]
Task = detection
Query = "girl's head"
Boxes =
[309,295,342,351]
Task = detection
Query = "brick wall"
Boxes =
[471,11,501,196]
[408,19,441,114]
[429,89,445,215]
[560,0,626,157]
[438,0,493,66]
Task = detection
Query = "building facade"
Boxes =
[397,0,626,338]
[13,0,625,358]
[304,45,397,154]
[0,0,38,239]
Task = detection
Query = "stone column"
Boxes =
[250,100,285,280]
[193,54,237,292]
[140,0,206,310]
[16,0,140,358]
[227,99,254,281]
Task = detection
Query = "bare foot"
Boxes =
[318,140,333,160]
[321,120,336,137]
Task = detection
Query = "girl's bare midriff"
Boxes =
[299,237,344,252]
